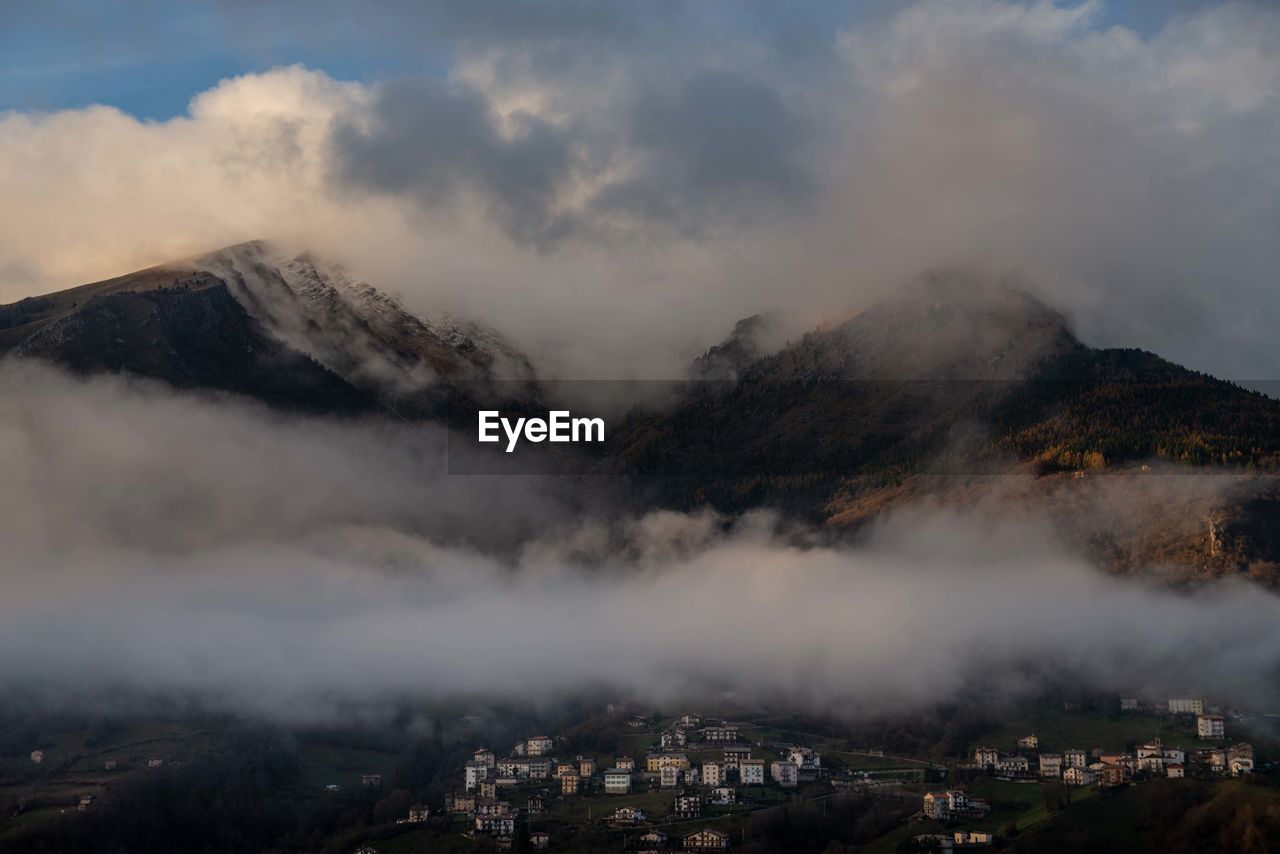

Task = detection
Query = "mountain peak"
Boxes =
[1,241,538,418]
[690,312,782,381]
[806,269,1082,381]
[180,241,537,400]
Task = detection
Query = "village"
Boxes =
[431,711,826,851]
[912,696,1260,851]
[352,694,1272,853]
[6,692,1278,853]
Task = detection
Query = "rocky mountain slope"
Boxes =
[3,256,1278,581]
[610,272,1280,582]
[0,241,538,419]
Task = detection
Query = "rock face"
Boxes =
[0,241,539,419]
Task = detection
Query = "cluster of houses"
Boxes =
[967,700,1254,790]
[970,736,1255,788]
[445,713,822,849]
[1120,696,1208,715]
[913,830,996,851]
[921,790,991,821]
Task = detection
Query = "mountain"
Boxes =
[3,255,1278,580]
[689,313,780,381]
[0,241,538,419]
[610,272,1280,582]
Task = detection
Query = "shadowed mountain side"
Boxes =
[0,242,542,422]
[6,277,373,415]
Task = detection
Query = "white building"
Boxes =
[1063,766,1096,786]
[739,759,766,785]
[995,755,1030,774]
[1137,741,1164,760]
[682,828,729,850]
[1168,697,1205,716]
[526,736,555,756]
[702,761,725,787]
[473,748,495,769]
[770,761,799,787]
[30,750,44,764]
[1197,714,1225,740]
[922,790,989,821]
[973,747,999,766]
[1120,697,1139,711]
[787,747,821,771]
[1039,754,1062,778]
[703,726,739,743]
[1017,735,1039,750]
[611,807,646,824]
[1167,764,1185,778]
[675,794,702,818]
[465,760,490,791]
[660,764,681,788]
[604,768,632,794]
[474,814,515,837]
[1231,757,1255,776]
[710,786,736,805]
[1063,749,1087,770]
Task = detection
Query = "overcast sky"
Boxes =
[1,1,1278,381]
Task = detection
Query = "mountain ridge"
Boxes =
[0,241,540,421]
[3,247,1279,582]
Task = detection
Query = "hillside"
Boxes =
[0,242,540,421]
[610,273,1280,581]
[4,256,1279,580]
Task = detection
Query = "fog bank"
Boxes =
[2,363,1278,721]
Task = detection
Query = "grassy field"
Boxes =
[295,742,401,791]
[545,787,673,821]
[1015,778,1280,851]
[972,709,1201,754]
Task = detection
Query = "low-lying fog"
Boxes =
[2,362,1279,721]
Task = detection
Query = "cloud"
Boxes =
[1,1,1279,383]
[587,69,816,236]
[333,76,578,249]
[2,362,1280,720]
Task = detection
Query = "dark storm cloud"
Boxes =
[590,70,816,234]
[332,67,820,247]
[333,77,578,248]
